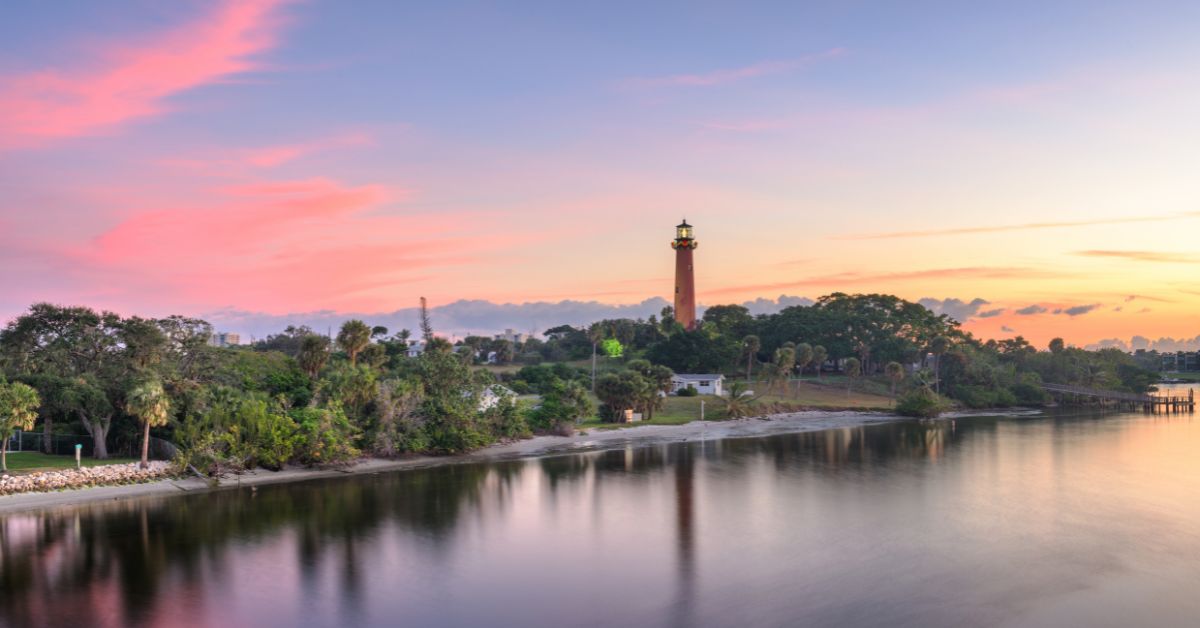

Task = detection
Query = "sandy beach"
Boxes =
[0,409,1037,515]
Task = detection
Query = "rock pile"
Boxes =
[0,461,174,496]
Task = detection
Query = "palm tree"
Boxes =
[929,336,950,394]
[337,319,372,366]
[811,345,828,380]
[795,343,813,379]
[771,346,796,393]
[742,335,760,382]
[0,380,40,473]
[588,322,605,392]
[843,357,862,396]
[885,361,905,400]
[298,335,330,379]
[720,381,761,419]
[126,377,170,469]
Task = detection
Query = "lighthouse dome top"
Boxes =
[675,219,694,241]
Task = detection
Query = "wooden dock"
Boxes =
[1040,383,1195,413]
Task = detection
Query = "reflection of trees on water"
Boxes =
[0,419,1007,627]
[0,462,513,628]
[723,420,979,473]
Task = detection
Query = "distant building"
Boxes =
[1161,351,1200,372]
[671,374,724,396]
[208,332,241,348]
[407,340,425,358]
[495,328,525,345]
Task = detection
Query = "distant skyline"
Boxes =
[3,0,1200,347]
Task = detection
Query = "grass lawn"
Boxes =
[578,379,895,431]
[760,379,896,409]
[1162,372,1200,382]
[579,394,725,430]
[2,452,138,474]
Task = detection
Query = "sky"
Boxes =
[2,0,1199,348]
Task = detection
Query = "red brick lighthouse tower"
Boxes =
[671,219,698,330]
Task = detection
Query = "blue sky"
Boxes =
[2,0,1200,346]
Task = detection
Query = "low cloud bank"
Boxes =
[204,295,817,341]
[918,297,990,323]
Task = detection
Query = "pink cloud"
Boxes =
[240,131,374,167]
[624,48,845,88]
[0,0,290,149]
[90,177,393,265]
[47,176,516,313]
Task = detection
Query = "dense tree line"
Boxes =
[512,293,1159,414]
[0,303,527,473]
[0,294,1162,467]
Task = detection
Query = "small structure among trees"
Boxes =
[670,374,725,396]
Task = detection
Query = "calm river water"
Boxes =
[2,409,1200,628]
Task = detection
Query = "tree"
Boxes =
[416,349,489,453]
[252,324,314,357]
[929,336,950,394]
[0,379,40,472]
[811,345,828,380]
[297,335,330,379]
[531,379,593,432]
[646,330,738,374]
[843,357,862,395]
[719,380,761,419]
[769,346,796,393]
[885,361,905,399]
[742,335,761,381]
[701,304,753,337]
[336,320,372,366]
[795,343,814,378]
[426,337,454,353]
[419,297,435,344]
[120,316,168,371]
[594,371,649,422]
[126,377,170,469]
[1048,337,1066,354]
[75,380,115,459]
[627,359,674,420]
[588,322,605,392]
[493,339,516,364]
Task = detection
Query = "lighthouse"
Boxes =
[671,219,698,330]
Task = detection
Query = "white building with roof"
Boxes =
[671,374,725,396]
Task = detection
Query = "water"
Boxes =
[2,410,1199,628]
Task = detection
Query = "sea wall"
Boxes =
[0,462,174,496]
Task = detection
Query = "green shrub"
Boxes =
[290,405,361,466]
[1009,382,1048,406]
[238,402,298,470]
[954,385,997,409]
[370,378,429,456]
[992,387,1018,408]
[675,386,698,397]
[484,393,530,440]
[530,379,593,431]
[896,387,950,418]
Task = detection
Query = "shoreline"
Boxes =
[0,408,1038,515]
